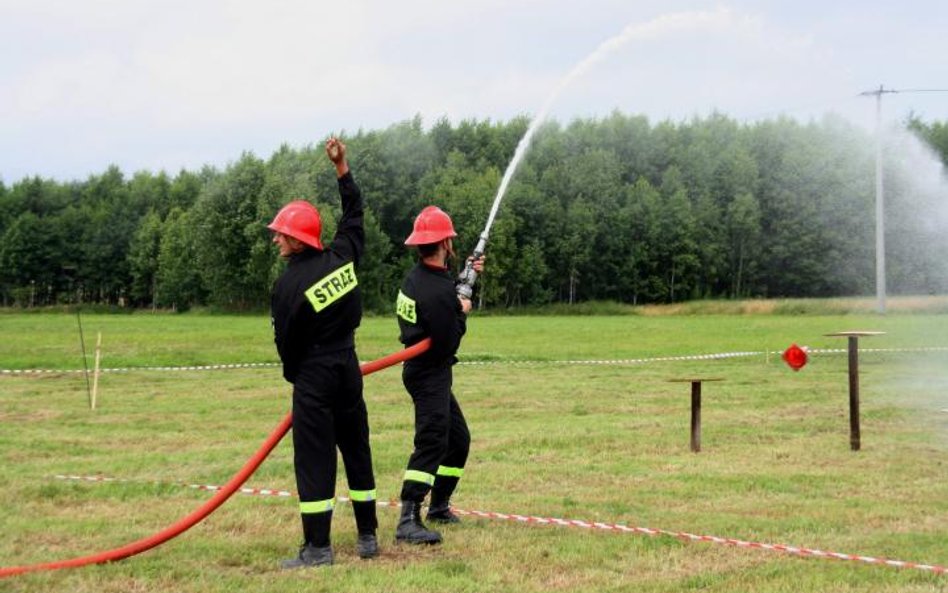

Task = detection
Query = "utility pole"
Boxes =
[859,85,896,314]
[859,85,948,314]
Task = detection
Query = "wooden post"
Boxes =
[824,331,884,452]
[690,381,702,453]
[847,336,860,451]
[669,378,722,453]
[91,331,102,410]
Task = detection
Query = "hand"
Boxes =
[468,255,485,274]
[325,136,349,177]
[458,296,473,314]
[326,137,347,164]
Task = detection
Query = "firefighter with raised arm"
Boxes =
[268,137,378,567]
[394,206,485,545]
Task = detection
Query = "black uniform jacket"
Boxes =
[396,262,467,368]
[271,172,364,383]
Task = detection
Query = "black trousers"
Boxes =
[400,363,470,503]
[292,347,376,540]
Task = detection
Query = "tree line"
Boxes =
[1,111,946,312]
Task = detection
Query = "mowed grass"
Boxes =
[1,307,947,592]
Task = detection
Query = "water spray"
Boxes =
[456,8,739,299]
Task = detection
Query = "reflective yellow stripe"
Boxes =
[396,290,417,323]
[403,469,435,486]
[299,498,335,514]
[348,489,377,502]
[436,465,464,478]
[304,262,358,312]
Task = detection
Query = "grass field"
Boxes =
[1,304,947,592]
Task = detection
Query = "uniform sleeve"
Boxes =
[271,283,301,383]
[328,171,365,264]
[423,288,467,364]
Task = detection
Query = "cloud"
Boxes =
[2,0,947,181]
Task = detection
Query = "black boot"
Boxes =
[426,500,460,524]
[280,543,333,569]
[395,500,442,545]
[352,500,379,558]
[357,533,379,559]
[281,512,333,568]
[428,474,461,524]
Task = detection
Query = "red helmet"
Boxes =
[268,200,323,250]
[405,206,457,246]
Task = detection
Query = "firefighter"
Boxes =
[269,137,378,568]
[394,206,485,545]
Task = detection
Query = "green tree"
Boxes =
[351,117,437,246]
[554,197,596,303]
[6,110,938,309]
[0,180,10,233]
[624,177,663,303]
[156,208,205,310]
[359,208,395,312]
[191,153,268,309]
[725,192,762,298]
[129,171,171,217]
[657,167,700,302]
[169,169,205,214]
[750,120,841,297]
[907,115,948,166]
[505,176,557,307]
[127,210,164,307]
[77,166,139,303]
[0,213,50,305]
[561,147,625,301]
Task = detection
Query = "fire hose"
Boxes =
[0,338,431,578]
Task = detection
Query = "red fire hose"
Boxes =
[0,338,431,578]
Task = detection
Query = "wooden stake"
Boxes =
[690,381,702,453]
[91,331,102,410]
[824,331,885,452]
[668,377,723,453]
[847,336,860,451]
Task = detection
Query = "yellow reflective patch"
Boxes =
[300,498,335,514]
[349,488,377,502]
[305,262,358,312]
[403,469,435,485]
[396,290,417,323]
[437,465,464,478]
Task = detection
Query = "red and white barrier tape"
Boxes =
[803,347,948,356]
[460,351,763,366]
[0,362,281,375]
[451,508,947,574]
[54,474,295,499]
[6,347,947,375]
[52,475,946,575]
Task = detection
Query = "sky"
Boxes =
[2,0,947,183]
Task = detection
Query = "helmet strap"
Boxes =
[287,236,306,253]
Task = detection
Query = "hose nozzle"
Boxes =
[456,234,487,300]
